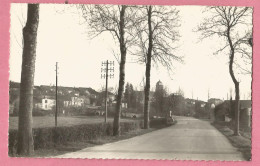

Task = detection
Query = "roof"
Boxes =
[43,95,55,100]
[58,95,72,101]
[100,91,115,96]
[10,83,100,99]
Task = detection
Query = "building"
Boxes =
[42,96,56,110]
[208,98,223,106]
[63,96,89,107]
[156,80,164,91]
[214,100,252,125]
[99,91,116,106]
[9,81,101,112]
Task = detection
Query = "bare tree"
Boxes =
[17,4,40,155]
[197,6,252,135]
[79,5,136,135]
[132,6,182,128]
[234,32,252,75]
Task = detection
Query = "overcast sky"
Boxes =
[9,4,252,101]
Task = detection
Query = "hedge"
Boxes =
[150,118,167,127]
[9,121,143,155]
[9,118,172,155]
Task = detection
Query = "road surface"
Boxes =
[56,116,245,160]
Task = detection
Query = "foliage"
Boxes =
[9,121,143,155]
[152,81,168,116]
[32,109,54,116]
[171,95,185,116]
[149,117,177,128]
[149,118,167,128]
[194,101,208,118]
[124,82,137,109]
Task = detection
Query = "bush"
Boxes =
[8,121,143,155]
[33,109,54,116]
[150,117,167,128]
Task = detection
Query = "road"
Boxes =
[56,116,245,161]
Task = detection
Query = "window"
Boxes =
[45,100,48,103]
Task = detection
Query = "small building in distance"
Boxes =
[214,100,252,129]
[41,96,56,110]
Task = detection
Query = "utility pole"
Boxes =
[55,62,58,127]
[207,88,210,101]
[101,60,114,122]
[105,60,109,123]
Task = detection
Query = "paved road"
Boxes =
[57,116,245,160]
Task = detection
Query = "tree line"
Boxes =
[16,4,252,155]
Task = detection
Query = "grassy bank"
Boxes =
[9,117,171,157]
[212,122,251,161]
[16,127,163,157]
[9,116,137,130]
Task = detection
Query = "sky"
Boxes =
[9,4,253,101]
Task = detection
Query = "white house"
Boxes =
[63,96,89,107]
[42,96,56,110]
[71,96,84,107]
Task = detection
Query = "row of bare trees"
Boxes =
[17,4,182,155]
[16,4,252,155]
[79,5,182,133]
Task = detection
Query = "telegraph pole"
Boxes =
[105,60,109,122]
[207,88,210,101]
[101,61,114,122]
[55,62,58,127]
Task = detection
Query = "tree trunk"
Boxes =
[234,83,240,135]
[17,4,40,155]
[227,28,240,136]
[113,6,127,136]
[144,6,153,129]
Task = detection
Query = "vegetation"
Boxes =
[212,121,251,160]
[9,116,172,157]
[9,116,138,130]
[10,4,252,157]
[9,120,143,156]
[79,5,139,136]
[197,7,252,136]
[124,83,137,109]
[132,6,182,129]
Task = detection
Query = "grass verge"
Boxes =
[212,122,251,161]
[9,117,172,158]
[11,126,165,157]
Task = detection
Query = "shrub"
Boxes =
[33,109,54,116]
[8,120,142,155]
[150,117,167,128]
